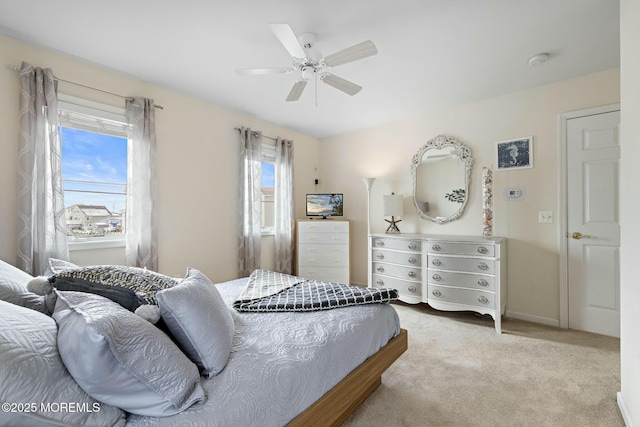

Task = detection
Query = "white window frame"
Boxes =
[58,94,128,251]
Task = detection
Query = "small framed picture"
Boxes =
[495,136,533,170]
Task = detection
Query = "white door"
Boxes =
[567,110,620,337]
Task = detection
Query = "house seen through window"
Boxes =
[58,95,128,243]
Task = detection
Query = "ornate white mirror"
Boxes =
[411,135,473,224]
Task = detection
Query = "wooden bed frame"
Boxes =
[288,328,408,427]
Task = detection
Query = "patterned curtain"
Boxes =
[125,98,158,270]
[238,127,262,276]
[274,138,294,274]
[17,61,69,275]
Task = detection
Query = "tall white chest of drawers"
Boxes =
[296,220,350,284]
[370,234,507,333]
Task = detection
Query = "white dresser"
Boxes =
[296,220,350,284]
[370,234,507,333]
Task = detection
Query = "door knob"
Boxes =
[571,232,592,239]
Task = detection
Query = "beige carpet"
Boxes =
[344,302,623,427]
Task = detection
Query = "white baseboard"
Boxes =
[505,310,560,328]
[618,392,635,427]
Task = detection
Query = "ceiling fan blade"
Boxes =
[286,80,307,102]
[269,23,307,60]
[323,40,378,67]
[236,67,293,76]
[320,73,362,96]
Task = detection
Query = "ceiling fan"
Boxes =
[236,23,378,102]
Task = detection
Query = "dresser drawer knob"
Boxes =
[376,266,385,273]
[477,263,489,271]
[376,253,385,260]
[408,257,417,264]
[432,244,441,251]
[478,279,489,287]
[408,243,418,250]
[408,286,417,293]
[376,279,384,286]
[478,296,489,304]
[408,271,417,278]
[432,274,442,281]
[477,246,489,255]
[376,240,385,247]
[432,259,442,267]
[432,290,442,297]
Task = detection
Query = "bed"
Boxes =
[0,261,407,427]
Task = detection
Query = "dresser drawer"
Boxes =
[372,238,421,252]
[429,255,495,275]
[428,284,494,309]
[298,244,349,256]
[372,262,422,280]
[298,253,349,267]
[427,241,495,257]
[372,262,421,281]
[372,274,421,297]
[298,232,349,245]
[372,249,421,267]
[298,267,349,284]
[427,270,495,291]
[298,221,349,233]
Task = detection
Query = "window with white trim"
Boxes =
[57,95,128,245]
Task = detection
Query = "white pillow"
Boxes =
[156,268,235,378]
[0,259,48,313]
[52,291,205,416]
[0,299,126,426]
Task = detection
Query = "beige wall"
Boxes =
[0,34,320,282]
[619,0,640,424]
[320,69,620,325]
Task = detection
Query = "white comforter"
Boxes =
[125,278,401,427]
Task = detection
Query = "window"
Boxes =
[57,95,128,246]
[261,143,275,234]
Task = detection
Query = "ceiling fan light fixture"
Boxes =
[240,23,375,101]
[324,40,378,67]
[320,73,362,96]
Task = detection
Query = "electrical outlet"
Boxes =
[538,211,553,223]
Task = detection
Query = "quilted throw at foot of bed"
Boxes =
[233,269,398,312]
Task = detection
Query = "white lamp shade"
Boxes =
[362,177,376,190]
[383,194,404,217]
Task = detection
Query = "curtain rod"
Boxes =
[5,64,163,110]
[234,127,277,142]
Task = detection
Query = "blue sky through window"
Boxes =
[60,127,128,214]
[262,162,274,188]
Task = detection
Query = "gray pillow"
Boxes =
[0,259,47,313]
[157,268,235,378]
[0,299,126,427]
[49,263,178,311]
[52,290,205,416]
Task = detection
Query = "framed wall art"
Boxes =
[495,136,533,170]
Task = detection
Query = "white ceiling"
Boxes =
[0,0,620,139]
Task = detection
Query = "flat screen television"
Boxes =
[306,193,343,219]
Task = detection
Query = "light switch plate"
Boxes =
[538,211,553,223]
